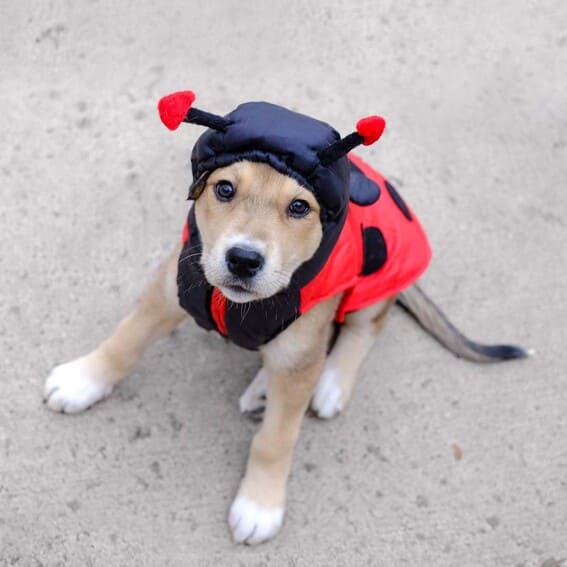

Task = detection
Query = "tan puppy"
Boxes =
[44,161,395,543]
[44,160,525,544]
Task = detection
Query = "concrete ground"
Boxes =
[1,1,566,565]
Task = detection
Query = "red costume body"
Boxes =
[181,154,431,341]
[301,154,431,321]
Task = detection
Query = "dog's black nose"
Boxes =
[226,247,265,278]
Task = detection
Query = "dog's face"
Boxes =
[194,161,323,303]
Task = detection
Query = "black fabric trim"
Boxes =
[385,180,412,221]
[360,226,388,276]
[177,209,216,332]
[224,286,301,351]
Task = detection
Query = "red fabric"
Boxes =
[210,288,228,336]
[182,219,189,245]
[356,116,386,145]
[158,91,196,131]
[300,154,431,321]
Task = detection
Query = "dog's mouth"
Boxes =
[220,280,260,303]
[225,283,249,294]
[201,256,292,303]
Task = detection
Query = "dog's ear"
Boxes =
[187,171,210,200]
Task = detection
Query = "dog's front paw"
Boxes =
[44,357,113,414]
[310,365,345,419]
[229,496,284,545]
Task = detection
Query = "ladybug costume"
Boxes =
[158,91,431,350]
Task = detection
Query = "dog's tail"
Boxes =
[396,283,529,363]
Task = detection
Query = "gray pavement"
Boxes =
[1,1,566,565]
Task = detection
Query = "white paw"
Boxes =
[311,365,344,419]
[229,496,284,545]
[239,367,268,419]
[44,357,113,414]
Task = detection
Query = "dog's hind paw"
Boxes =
[239,367,268,421]
[229,496,284,545]
[310,365,345,419]
[44,357,113,414]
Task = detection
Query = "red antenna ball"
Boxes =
[158,90,196,130]
[356,116,386,146]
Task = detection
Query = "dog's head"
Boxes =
[193,161,322,303]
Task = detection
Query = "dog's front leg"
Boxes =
[44,243,187,413]
[229,295,339,545]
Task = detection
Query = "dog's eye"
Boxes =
[214,181,236,202]
[288,199,310,218]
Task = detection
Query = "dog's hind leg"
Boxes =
[310,298,394,419]
[239,366,269,420]
[44,243,187,413]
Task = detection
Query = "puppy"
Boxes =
[44,92,526,545]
